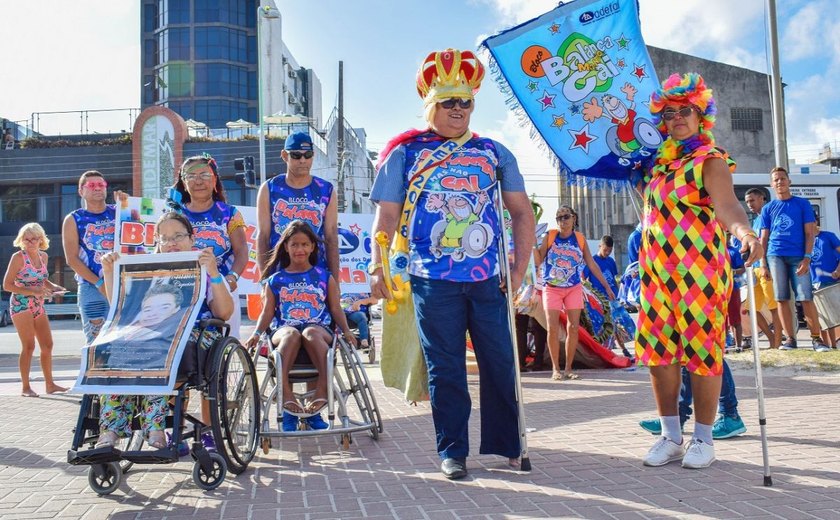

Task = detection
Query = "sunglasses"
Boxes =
[288,151,314,160]
[439,98,472,110]
[183,171,215,182]
[556,214,573,221]
[84,181,108,190]
[661,106,696,121]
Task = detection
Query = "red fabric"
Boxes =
[375,129,481,171]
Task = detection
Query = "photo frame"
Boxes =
[71,251,207,395]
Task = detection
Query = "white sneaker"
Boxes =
[642,436,684,467]
[681,438,716,469]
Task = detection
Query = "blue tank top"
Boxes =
[266,266,331,329]
[402,134,501,282]
[543,231,584,288]
[267,175,333,270]
[71,205,116,285]
[181,202,240,276]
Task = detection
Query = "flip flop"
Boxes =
[306,398,328,414]
[21,389,39,398]
[564,373,581,380]
[283,400,305,415]
[551,372,564,381]
[95,430,118,449]
[147,431,167,449]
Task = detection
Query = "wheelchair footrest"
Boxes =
[121,448,178,464]
[67,447,122,466]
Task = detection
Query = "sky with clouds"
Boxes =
[1,0,838,217]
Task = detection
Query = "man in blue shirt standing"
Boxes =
[584,235,619,300]
[810,221,840,349]
[758,167,830,352]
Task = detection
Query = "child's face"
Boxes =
[157,220,195,253]
[284,232,314,263]
[139,293,179,327]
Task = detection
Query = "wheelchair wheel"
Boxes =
[209,337,260,475]
[367,337,376,364]
[338,338,383,439]
[88,462,121,495]
[192,451,227,491]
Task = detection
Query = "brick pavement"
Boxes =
[0,322,839,519]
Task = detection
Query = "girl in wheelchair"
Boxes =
[95,212,234,449]
[246,220,357,431]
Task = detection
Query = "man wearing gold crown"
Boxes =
[368,49,535,480]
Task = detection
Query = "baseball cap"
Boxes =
[284,132,313,151]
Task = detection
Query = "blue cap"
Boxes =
[284,132,313,151]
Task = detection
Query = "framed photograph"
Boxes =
[71,251,207,395]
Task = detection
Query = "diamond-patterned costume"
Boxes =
[635,145,735,376]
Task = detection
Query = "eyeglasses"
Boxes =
[556,214,573,221]
[155,232,191,245]
[289,151,314,160]
[661,106,696,121]
[439,98,472,110]
[22,236,40,243]
[84,181,108,190]
[183,172,215,182]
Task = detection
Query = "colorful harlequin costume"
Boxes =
[635,73,734,377]
[371,49,524,460]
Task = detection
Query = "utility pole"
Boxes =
[767,0,788,168]
[337,61,346,212]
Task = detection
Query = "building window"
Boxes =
[731,107,763,132]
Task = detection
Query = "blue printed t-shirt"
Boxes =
[370,132,525,282]
[627,224,642,264]
[71,205,116,285]
[760,196,815,257]
[543,232,584,288]
[726,244,745,289]
[266,175,333,270]
[584,254,618,296]
[266,266,331,329]
[811,230,840,287]
[181,202,245,276]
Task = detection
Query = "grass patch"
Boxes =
[726,348,840,372]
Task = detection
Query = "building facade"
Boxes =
[140,0,322,129]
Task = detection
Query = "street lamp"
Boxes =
[257,4,281,186]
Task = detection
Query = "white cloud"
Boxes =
[782,1,832,61]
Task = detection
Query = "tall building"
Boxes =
[140,0,322,129]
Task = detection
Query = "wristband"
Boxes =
[227,272,240,281]
[252,330,264,337]
[739,230,758,241]
[210,274,224,284]
[804,253,813,259]
[94,278,104,288]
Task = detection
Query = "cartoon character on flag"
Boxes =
[481,0,661,188]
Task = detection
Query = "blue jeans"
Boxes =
[410,276,521,460]
[345,310,369,340]
[767,255,813,301]
[78,282,109,344]
[679,358,738,421]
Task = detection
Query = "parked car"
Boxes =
[0,294,10,327]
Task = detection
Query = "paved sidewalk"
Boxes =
[0,321,839,519]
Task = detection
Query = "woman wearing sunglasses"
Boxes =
[535,206,615,381]
[636,73,761,470]
[171,154,248,338]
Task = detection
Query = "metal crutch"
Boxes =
[742,252,773,486]
[493,177,532,472]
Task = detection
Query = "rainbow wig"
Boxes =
[649,73,716,134]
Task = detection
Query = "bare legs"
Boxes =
[649,365,722,425]
[273,325,330,413]
[12,312,66,396]
[546,307,582,380]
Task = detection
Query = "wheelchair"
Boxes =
[252,326,382,451]
[345,306,377,364]
[67,319,260,494]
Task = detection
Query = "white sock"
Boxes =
[660,415,683,444]
[694,422,714,445]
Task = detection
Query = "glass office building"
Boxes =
[141,0,260,128]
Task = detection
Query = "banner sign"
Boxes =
[72,251,206,395]
[114,196,375,294]
[481,0,661,187]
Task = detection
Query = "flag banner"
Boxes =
[481,0,661,188]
